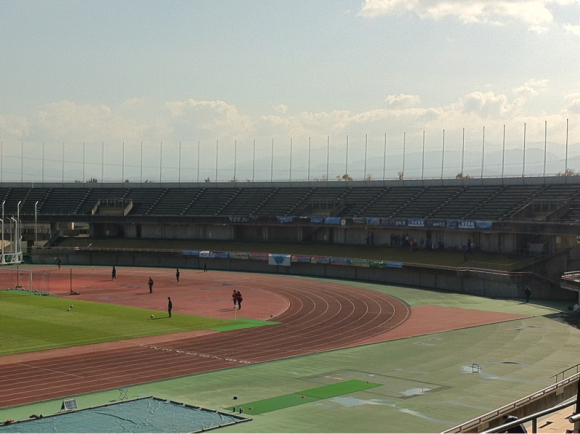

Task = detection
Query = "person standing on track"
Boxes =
[176,268,180,282]
[148,277,154,293]
[112,266,116,280]
[232,290,237,309]
[168,297,173,317]
[56,257,61,270]
[235,291,243,310]
[203,262,208,272]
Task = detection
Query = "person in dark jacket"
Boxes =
[168,297,173,318]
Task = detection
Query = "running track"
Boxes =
[0,274,411,408]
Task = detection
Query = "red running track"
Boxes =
[0,273,410,408]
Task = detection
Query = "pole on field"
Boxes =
[1,201,4,264]
[70,268,73,295]
[35,201,38,244]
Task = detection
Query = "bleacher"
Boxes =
[2,179,579,222]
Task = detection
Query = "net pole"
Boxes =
[70,268,73,294]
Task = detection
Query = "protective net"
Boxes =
[0,397,250,433]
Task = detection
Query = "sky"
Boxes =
[1,0,580,182]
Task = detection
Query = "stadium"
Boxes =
[0,170,579,433]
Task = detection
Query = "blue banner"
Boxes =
[330,257,350,266]
[366,218,380,225]
[310,217,324,224]
[458,220,476,230]
[425,219,447,228]
[277,216,294,223]
[447,220,458,230]
[324,217,342,225]
[386,261,403,268]
[269,254,292,266]
[408,219,425,227]
[382,218,407,227]
[212,251,229,259]
[353,218,366,224]
[475,221,493,230]
[182,250,200,256]
[292,255,311,263]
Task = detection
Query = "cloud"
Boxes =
[566,92,580,114]
[564,22,580,35]
[274,104,288,114]
[0,114,31,139]
[386,94,421,108]
[358,0,571,31]
[513,78,549,97]
[455,91,523,118]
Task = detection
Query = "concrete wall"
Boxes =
[31,249,576,301]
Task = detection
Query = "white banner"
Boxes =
[268,254,291,266]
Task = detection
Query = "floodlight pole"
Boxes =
[35,201,38,244]
[17,201,21,261]
[1,201,4,264]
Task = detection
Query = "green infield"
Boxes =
[0,291,260,356]
[239,380,382,415]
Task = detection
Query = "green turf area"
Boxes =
[56,237,533,270]
[222,380,382,415]
[0,291,248,356]
[0,278,576,433]
[211,318,282,331]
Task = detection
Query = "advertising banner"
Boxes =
[350,258,369,267]
[199,251,211,258]
[353,218,366,224]
[249,252,269,261]
[447,220,458,230]
[310,256,330,264]
[408,219,425,227]
[330,257,350,266]
[386,261,403,268]
[212,251,229,259]
[366,218,380,225]
[182,250,200,256]
[277,216,294,223]
[324,217,342,225]
[268,254,291,266]
[292,255,312,263]
[310,217,324,224]
[475,221,493,230]
[458,220,476,230]
[229,252,249,260]
[425,220,447,228]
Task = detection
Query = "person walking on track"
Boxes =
[148,277,153,293]
[232,290,237,309]
[176,268,180,282]
[168,297,173,317]
[235,291,243,310]
[112,266,116,280]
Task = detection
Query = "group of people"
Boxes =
[232,290,243,309]
[108,266,245,316]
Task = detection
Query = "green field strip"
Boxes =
[239,380,381,415]
[297,379,381,399]
[0,292,239,356]
[210,318,282,332]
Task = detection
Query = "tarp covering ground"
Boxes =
[0,397,249,433]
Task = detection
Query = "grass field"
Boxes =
[56,237,534,270]
[0,291,240,356]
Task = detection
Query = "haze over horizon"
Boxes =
[2,0,580,181]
